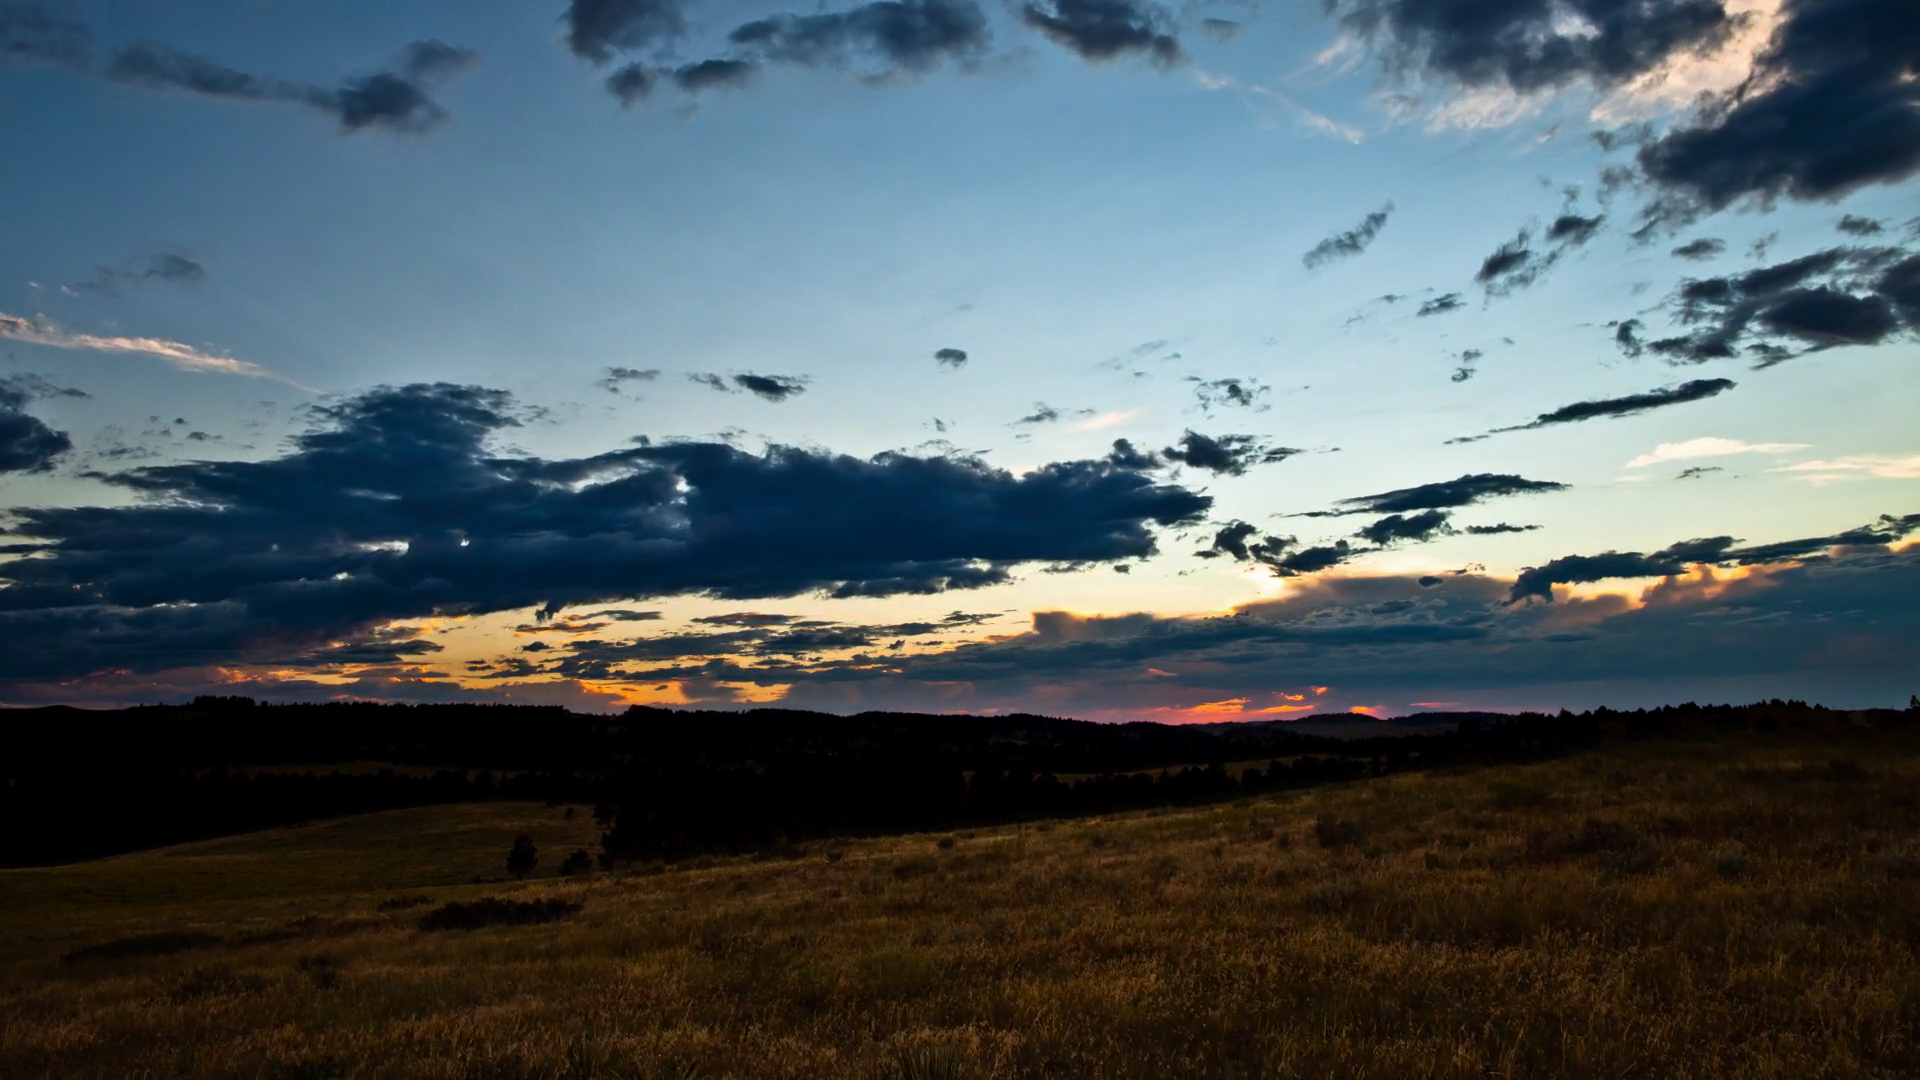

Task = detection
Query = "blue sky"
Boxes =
[1,0,1916,716]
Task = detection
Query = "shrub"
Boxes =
[559,848,593,876]
[1313,814,1363,849]
[62,931,221,964]
[419,897,584,932]
[506,834,538,878]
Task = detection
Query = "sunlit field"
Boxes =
[5,722,1919,1079]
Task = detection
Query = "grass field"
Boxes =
[4,722,1919,1079]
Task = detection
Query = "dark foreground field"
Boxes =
[4,721,1918,1079]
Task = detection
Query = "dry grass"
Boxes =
[4,726,1919,1078]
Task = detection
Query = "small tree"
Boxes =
[559,848,592,876]
[506,834,538,878]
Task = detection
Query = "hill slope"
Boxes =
[5,721,1919,1078]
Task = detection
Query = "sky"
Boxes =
[0,0,1916,718]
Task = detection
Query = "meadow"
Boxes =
[3,720,1917,1079]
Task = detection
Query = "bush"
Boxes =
[62,931,221,964]
[559,848,592,876]
[418,897,584,932]
[506,834,538,878]
[1313,814,1363,849]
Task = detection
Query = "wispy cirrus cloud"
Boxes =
[1626,436,1810,468]
[1772,455,1920,482]
[0,312,282,381]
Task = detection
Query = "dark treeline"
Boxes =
[2,696,1911,866]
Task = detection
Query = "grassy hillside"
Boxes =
[4,722,1918,1079]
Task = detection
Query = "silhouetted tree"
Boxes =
[559,848,591,876]
[506,834,538,878]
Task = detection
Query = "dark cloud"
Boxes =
[0,383,1209,681]
[1014,403,1062,425]
[1649,245,1915,364]
[0,376,73,474]
[1450,347,1483,382]
[726,0,990,74]
[1416,293,1463,316]
[1510,513,1920,603]
[934,347,968,367]
[1336,0,1731,94]
[1021,0,1182,66]
[1104,438,1158,470]
[1302,203,1394,269]
[1357,509,1453,546]
[673,58,757,92]
[1614,318,1645,357]
[73,251,206,295]
[1838,214,1885,237]
[1188,376,1270,413]
[693,612,800,627]
[0,3,89,68]
[1478,378,1736,434]
[1636,0,1920,224]
[598,367,660,393]
[1671,237,1725,261]
[101,39,473,134]
[1464,522,1541,535]
[1546,213,1604,246]
[1199,17,1241,40]
[1475,229,1534,288]
[1321,473,1568,515]
[581,608,662,621]
[1676,465,1722,480]
[606,63,657,104]
[1197,524,1363,578]
[732,373,808,401]
[565,0,688,62]
[1160,431,1300,476]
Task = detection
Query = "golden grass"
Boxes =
[4,727,1918,1078]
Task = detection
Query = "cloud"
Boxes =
[732,373,808,401]
[688,372,809,399]
[0,383,1209,681]
[1464,522,1540,535]
[934,347,968,367]
[1320,472,1569,515]
[1481,378,1736,434]
[1626,435,1809,467]
[0,312,279,380]
[673,58,757,92]
[1672,237,1726,260]
[72,251,206,295]
[104,39,474,134]
[1160,431,1301,476]
[1014,403,1062,425]
[1356,509,1453,545]
[0,375,73,474]
[726,0,991,75]
[1546,213,1604,246]
[598,367,660,393]
[0,3,90,68]
[565,0,689,62]
[1838,214,1885,237]
[1021,0,1182,66]
[1187,376,1270,413]
[1335,0,1734,95]
[1614,318,1645,357]
[1771,454,1920,481]
[1416,292,1463,316]
[1636,0,1920,222]
[1302,203,1394,269]
[1676,465,1722,479]
[1647,245,1915,364]
[1510,513,1920,602]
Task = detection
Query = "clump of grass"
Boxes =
[61,930,221,964]
[417,896,583,931]
[1312,813,1363,849]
